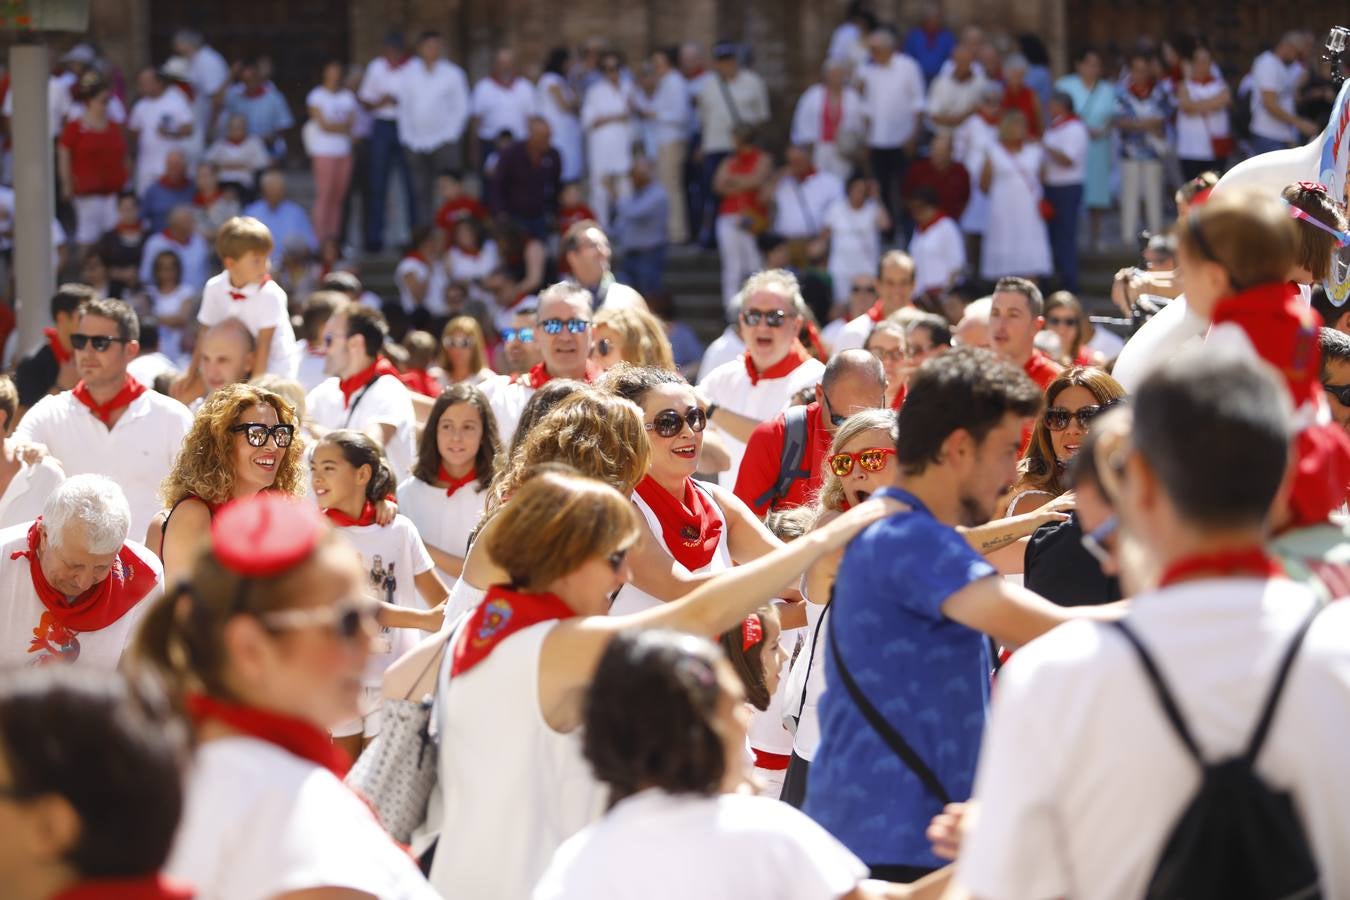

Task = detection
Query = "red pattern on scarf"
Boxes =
[742,342,810,386]
[437,465,478,499]
[186,692,351,779]
[451,584,576,676]
[11,518,158,636]
[50,875,194,900]
[1157,547,1284,589]
[323,501,377,528]
[45,327,71,365]
[337,357,400,408]
[634,475,724,570]
[73,375,146,425]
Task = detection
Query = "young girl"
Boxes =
[719,606,789,782]
[144,249,196,364]
[310,430,447,756]
[397,385,501,584]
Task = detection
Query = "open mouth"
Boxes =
[252,454,277,473]
[671,444,697,459]
[313,486,330,499]
[1061,443,1080,457]
[849,488,872,505]
[754,336,774,348]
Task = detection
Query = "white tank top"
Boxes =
[610,480,733,617]
[430,619,605,899]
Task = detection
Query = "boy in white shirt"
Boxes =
[194,216,300,379]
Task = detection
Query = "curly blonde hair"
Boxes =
[159,383,306,507]
[485,387,649,515]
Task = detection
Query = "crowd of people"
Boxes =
[1,8,1350,900]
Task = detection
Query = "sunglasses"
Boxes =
[1044,402,1116,432]
[260,599,381,641]
[230,422,296,448]
[593,337,614,357]
[70,333,129,351]
[1046,316,1079,328]
[501,327,535,344]
[819,392,849,427]
[645,407,707,438]
[443,335,475,349]
[540,317,592,335]
[1326,383,1350,406]
[850,284,878,295]
[1080,515,1118,568]
[827,447,896,477]
[741,309,791,328]
[606,547,630,571]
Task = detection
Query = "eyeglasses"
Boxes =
[1080,515,1118,568]
[1326,383,1350,406]
[1046,316,1079,328]
[501,327,535,344]
[869,346,905,363]
[260,599,381,641]
[1044,402,1116,432]
[741,309,791,328]
[540,317,592,335]
[1285,201,1350,247]
[593,337,614,357]
[70,333,129,351]
[606,547,630,571]
[827,447,896,477]
[905,344,935,359]
[645,407,707,438]
[229,422,296,448]
[850,284,878,295]
[443,335,475,349]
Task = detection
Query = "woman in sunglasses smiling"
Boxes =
[155,383,306,588]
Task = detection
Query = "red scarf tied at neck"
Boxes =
[866,300,887,323]
[73,375,146,425]
[634,475,724,570]
[323,501,378,528]
[51,874,194,900]
[186,692,351,779]
[743,342,810,387]
[1158,547,1284,589]
[12,518,158,635]
[452,584,576,676]
[515,359,602,389]
[438,465,478,499]
[45,327,71,365]
[338,357,401,408]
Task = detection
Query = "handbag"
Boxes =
[344,622,459,843]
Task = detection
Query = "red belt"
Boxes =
[752,748,791,771]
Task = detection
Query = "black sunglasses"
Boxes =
[540,317,592,335]
[819,392,848,427]
[741,309,791,328]
[70,333,129,351]
[1046,316,1079,328]
[645,407,707,438]
[1326,384,1350,406]
[593,337,614,357]
[230,422,296,448]
[260,599,380,641]
[1044,402,1117,432]
[501,327,535,344]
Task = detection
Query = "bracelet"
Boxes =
[705,402,718,421]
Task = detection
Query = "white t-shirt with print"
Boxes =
[198,272,300,378]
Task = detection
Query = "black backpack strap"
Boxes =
[828,609,952,806]
[1111,620,1204,763]
[1245,603,1322,762]
[754,405,812,512]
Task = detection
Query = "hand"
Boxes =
[419,603,446,632]
[11,442,50,466]
[1032,491,1075,526]
[373,497,398,526]
[815,497,894,550]
[926,802,972,861]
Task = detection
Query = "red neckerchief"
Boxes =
[742,342,810,387]
[243,84,266,99]
[337,357,400,408]
[437,465,478,499]
[45,327,71,365]
[890,382,907,411]
[978,109,1000,125]
[1023,350,1063,390]
[193,189,223,207]
[1211,281,1320,406]
[866,300,886,323]
[226,135,245,145]
[916,212,948,234]
[1157,547,1284,589]
[634,475,724,570]
[491,74,514,89]
[1128,78,1155,100]
[398,368,441,397]
[405,250,428,265]
[451,584,576,676]
[821,91,842,143]
[11,518,158,638]
[226,274,271,302]
[1050,113,1079,128]
[115,222,144,235]
[186,693,351,779]
[157,175,189,191]
[50,874,194,900]
[515,359,601,389]
[160,228,188,246]
[323,501,377,528]
[72,375,146,425]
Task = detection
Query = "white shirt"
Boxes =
[481,374,535,448]
[581,80,634,178]
[397,59,470,151]
[535,790,868,900]
[1177,76,1231,159]
[446,241,500,307]
[1250,50,1297,143]
[307,374,417,483]
[698,70,770,153]
[958,578,1350,899]
[304,87,358,156]
[1042,116,1090,185]
[471,76,536,141]
[650,70,691,146]
[188,45,230,130]
[909,215,966,295]
[0,458,65,530]
[128,90,195,189]
[790,84,864,147]
[786,598,829,760]
[294,340,328,393]
[831,311,880,353]
[696,327,746,385]
[14,390,191,539]
[126,351,179,385]
[359,55,407,121]
[0,527,160,669]
[204,136,271,187]
[167,737,437,900]
[610,481,731,616]
[825,199,882,280]
[699,355,825,488]
[772,170,844,239]
[139,231,210,291]
[198,272,299,378]
[926,69,990,130]
[860,53,926,148]
[395,253,448,316]
[431,620,605,899]
[396,477,485,587]
[445,574,487,622]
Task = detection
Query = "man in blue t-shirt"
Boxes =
[805,346,1107,882]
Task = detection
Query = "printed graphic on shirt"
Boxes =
[368,554,397,654]
[29,611,81,664]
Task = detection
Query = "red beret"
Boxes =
[212,494,324,578]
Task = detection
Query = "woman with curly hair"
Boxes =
[154,383,306,587]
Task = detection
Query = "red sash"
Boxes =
[634,475,724,571]
[451,584,576,676]
[11,518,158,635]
[50,875,194,900]
[45,327,71,365]
[323,501,377,528]
[186,692,351,779]
[338,357,400,408]
[1158,547,1284,589]
[743,343,810,387]
[438,465,478,499]
[73,375,146,425]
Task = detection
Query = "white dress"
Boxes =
[609,481,732,617]
[954,115,997,234]
[825,199,883,303]
[980,141,1052,279]
[537,73,584,183]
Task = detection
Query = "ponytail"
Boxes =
[318,430,396,503]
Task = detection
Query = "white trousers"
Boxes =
[716,213,762,309]
[1119,158,1163,245]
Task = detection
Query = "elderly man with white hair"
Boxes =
[0,475,162,668]
[790,57,864,178]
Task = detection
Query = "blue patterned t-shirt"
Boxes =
[804,486,997,870]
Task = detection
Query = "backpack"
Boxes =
[1112,606,1323,900]
[753,404,812,512]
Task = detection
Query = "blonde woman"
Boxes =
[441,315,496,386]
[592,306,677,372]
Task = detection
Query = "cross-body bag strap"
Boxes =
[717,75,744,130]
[828,611,952,806]
[344,373,389,428]
[791,592,831,725]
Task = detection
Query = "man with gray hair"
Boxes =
[0,475,163,668]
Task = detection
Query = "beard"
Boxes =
[958,492,992,527]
